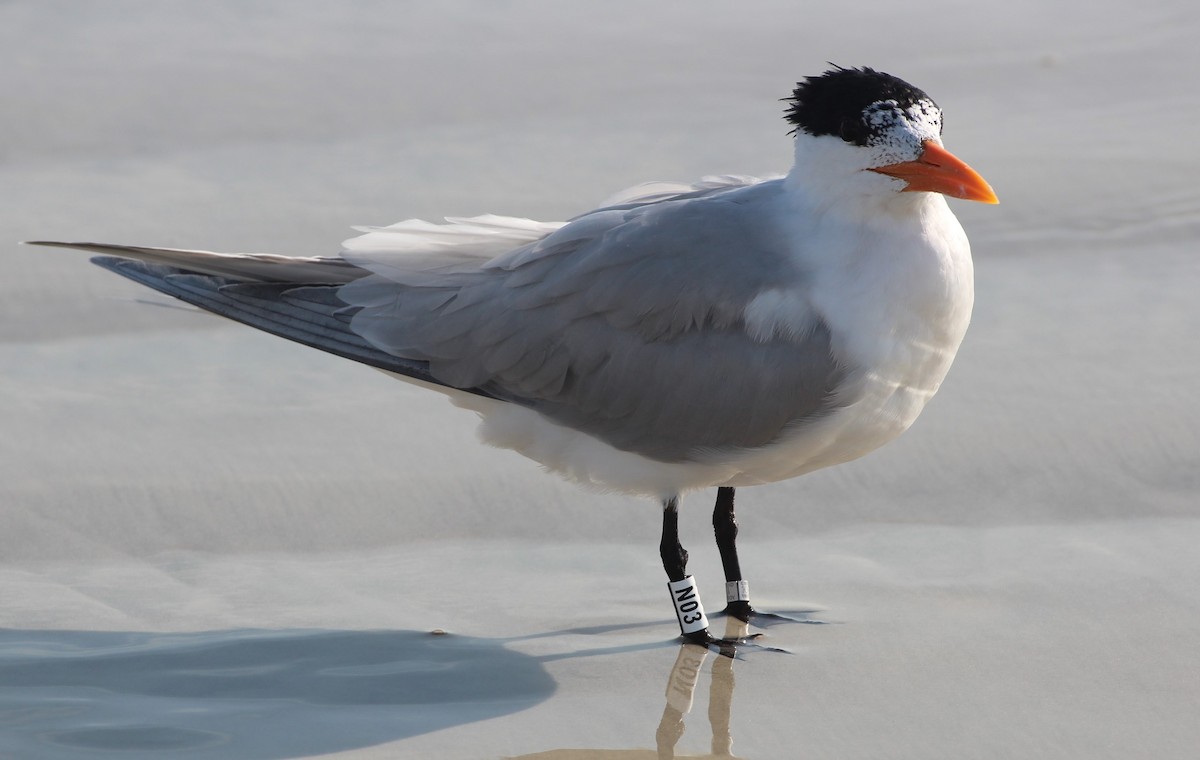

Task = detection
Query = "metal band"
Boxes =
[725,580,750,603]
[668,576,709,635]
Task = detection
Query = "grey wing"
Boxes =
[586,174,774,214]
[511,318,844,462]
[24,241,365,283]
[341,180,849,463]
[85,256,494,398]
[36,179,845,462]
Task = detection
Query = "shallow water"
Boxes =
[4,1,1199,757]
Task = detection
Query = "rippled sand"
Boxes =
[3,1,1199,757]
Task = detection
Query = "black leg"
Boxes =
[660,497,713,644]
[660,497,763,650]
[660,497,689,583]
[712,487,754,621]
[712,487,742,580]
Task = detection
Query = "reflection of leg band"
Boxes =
[668,576,710,634]
[725,580,750,603]
[665,642,711,713]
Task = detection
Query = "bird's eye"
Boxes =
[838,117,856,141]
[837,116,871,146]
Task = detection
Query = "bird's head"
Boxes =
[784,67,997,205]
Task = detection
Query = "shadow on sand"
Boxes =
[0,627,555,758]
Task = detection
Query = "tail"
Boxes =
[27,241,497,400]
[23,240,366,284]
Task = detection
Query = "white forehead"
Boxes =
[863,98,942,165]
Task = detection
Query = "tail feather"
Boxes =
[24,241,367,284]
[88,255,497,401]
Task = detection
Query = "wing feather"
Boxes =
[37,175,844,463]
[340,178,850,462]
[87,256,496,399]
[24,241,365,284]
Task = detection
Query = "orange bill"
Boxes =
[871,141,998,203]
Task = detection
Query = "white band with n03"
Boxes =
[668,576,709,634]
[725,580,750,603]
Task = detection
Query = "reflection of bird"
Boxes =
[506,621,750,759]
[30,67,996,647]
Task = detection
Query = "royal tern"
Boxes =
[30,66,996,648]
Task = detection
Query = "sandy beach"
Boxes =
[3,1,1199,757]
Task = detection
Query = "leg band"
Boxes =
[725,580,750,603]
[668,576,710,635]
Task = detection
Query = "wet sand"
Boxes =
[3,1,1199,757]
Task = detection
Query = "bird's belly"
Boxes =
[722,383,928,487]
[385,370,779,498]
[456,361,948,497]
[390,332,960,497]
[720,338,958,487]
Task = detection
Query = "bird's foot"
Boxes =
[682,628,760,647]
[680,628,784,657]
[680,616,790,657]
[723,601,826,627]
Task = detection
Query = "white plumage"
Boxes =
[29,66,996,646]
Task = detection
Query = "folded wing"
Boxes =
[342,179,849,462]
[33,176,848,463]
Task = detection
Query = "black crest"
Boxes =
[784,67,937,145]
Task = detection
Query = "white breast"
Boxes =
[721,193,975,487]
[388,194,974,500]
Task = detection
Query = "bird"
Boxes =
[29,66,997,649]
